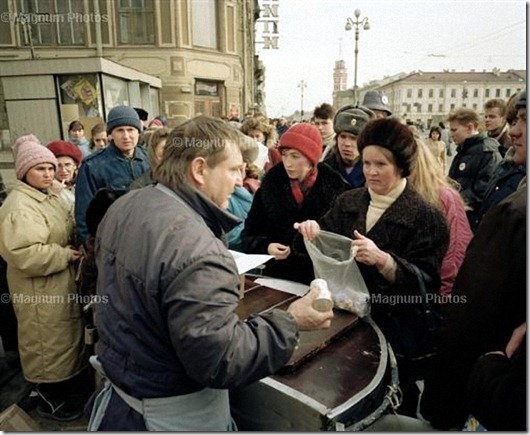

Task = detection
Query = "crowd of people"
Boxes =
[0,88,525,431]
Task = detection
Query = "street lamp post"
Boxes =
[298,80,307,121]
[345,9,370,106]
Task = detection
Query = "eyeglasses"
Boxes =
[57,163,75,169]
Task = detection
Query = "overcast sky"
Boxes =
[255,0,527,118]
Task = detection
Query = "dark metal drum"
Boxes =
[230,277,399,431]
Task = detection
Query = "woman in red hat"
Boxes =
[46,140,83,206]
[242,123,348,284]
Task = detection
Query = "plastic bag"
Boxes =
[304,230,370,317]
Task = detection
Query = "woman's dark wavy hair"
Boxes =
[357,117,417,177]
[429,125,442,139]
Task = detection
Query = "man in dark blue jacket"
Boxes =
[75,105,150,244]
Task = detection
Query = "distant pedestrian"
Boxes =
[89,123,109,153]
[425,126,447,172]
[68,120,91,158]
[361,90,392,118]
[311,103,335,160]
[484,98,511,157]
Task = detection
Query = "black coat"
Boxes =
[448,134,502,226]
[318,183,449,324]
[242,162,348,284]
[421,186,527,429]
[466,341,526,431]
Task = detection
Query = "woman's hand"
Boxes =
[352,230,390,270]
[267,243,291,260]
[294,220,320,241]
[68,247,83,263]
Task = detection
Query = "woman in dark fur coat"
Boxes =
[242,123,348,285]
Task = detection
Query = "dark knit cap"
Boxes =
[47,140,83,166]
[357,117,417,177]
[107,106,143,134]
[334,105,374,136]
[516,89,526,109]
[278,123,322,166]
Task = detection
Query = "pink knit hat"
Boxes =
[12,134,58,180]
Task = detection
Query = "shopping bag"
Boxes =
[304,231,370,317]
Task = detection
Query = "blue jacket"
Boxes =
[75,143,149,243]
[323,151,364,189]
[226,186,252,251]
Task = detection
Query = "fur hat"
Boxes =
[334,105,374,136]
[46,140,83,166]
[107,106,143,134]
[12,134,58,180]
[361,91,392,116]
[357,118,417,177]
[278,123,322,166]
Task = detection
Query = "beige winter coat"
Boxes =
[0,181,85,382]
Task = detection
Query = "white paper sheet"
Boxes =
[254,278,309,297]
[229,250,273,275]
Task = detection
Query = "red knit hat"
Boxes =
[278,123,322,166]
[46,140,83,166]
[12,134,58,180]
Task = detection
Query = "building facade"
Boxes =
[336,69,525,128]
[0,0,260,147]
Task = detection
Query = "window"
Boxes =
[428,89,434,98]
[416,103,422,112]
[192,0,217,48]
[495,89,501,97]
[473,104,478,110]
[428,104,433,113]
[450,103,455,111]
[117,0,155,44]
[506,89,511,97]
[418,89,423,98]
[58,74,104,138]
[19,0,85,45]
[438,103,443,112]
[407,89,412,98]
[473,89,479,98]
[451,89,456,98]
[485,89,490,98]
[406,104,411,113]
[439,89,444,98]
[195,80,219,96]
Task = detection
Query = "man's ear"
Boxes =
[188,156,207,187]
